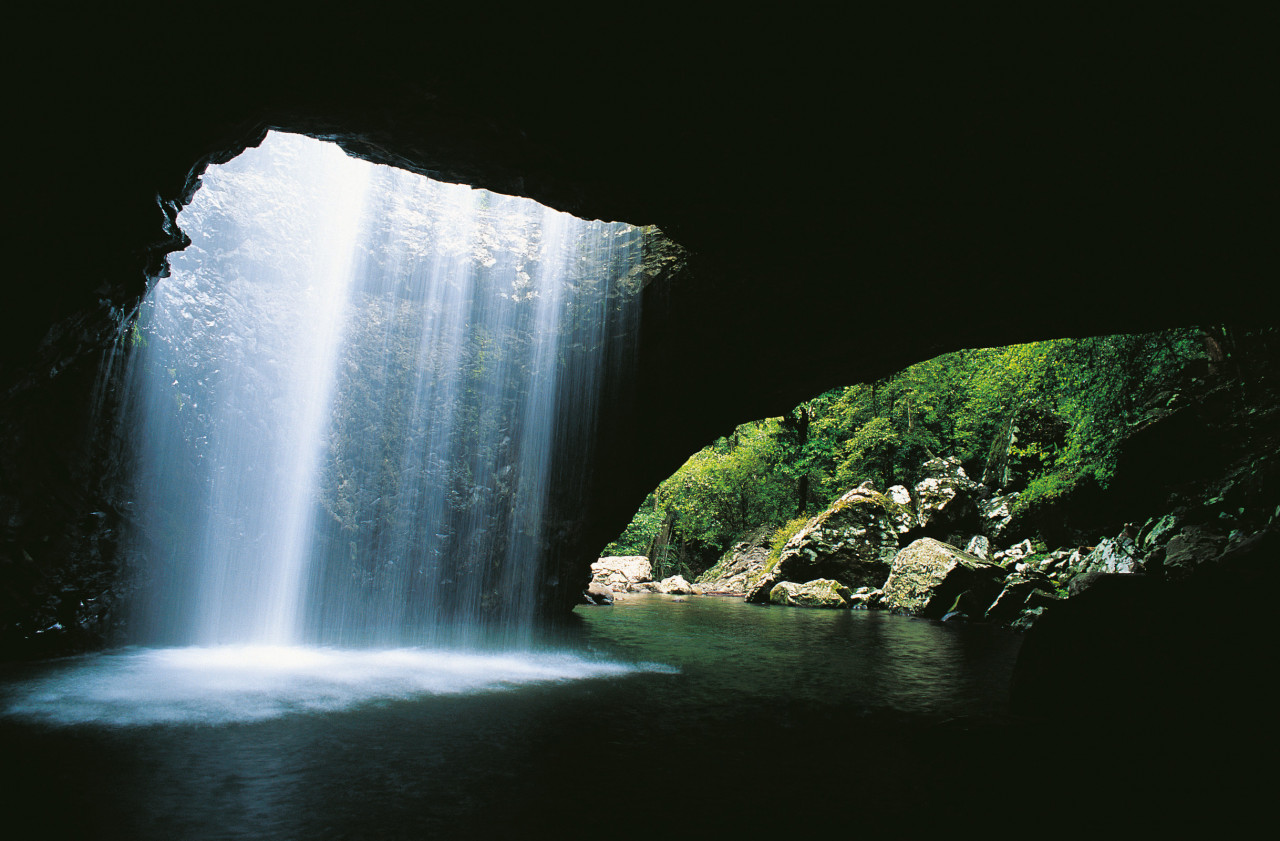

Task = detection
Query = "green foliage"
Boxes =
[603,326,1211,560]
[601,494,664,556]
[641,421,799,568]
[768,516,812,566]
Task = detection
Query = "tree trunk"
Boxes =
[647,508,677,579]
[795,404,810,516]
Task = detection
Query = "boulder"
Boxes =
[1009,606,1047,631]
[985,572,1058,624]
[914,457,982,533]
[768,579,852,608]
[965,535,991,560]
[886,485,917,534]
[654,575,697,595]
[848,587,883,610]
[746,484,905,602]
[993,538,1035,566]
[881,538,1006,618]
[1059,536,1141,586]
[977,492,1020,541]
[1139,513,1182,553]
[1160,525,1227,578]
[590,556,652,592]
[583,581,614,605]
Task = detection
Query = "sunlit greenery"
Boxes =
[604,327,1217,575]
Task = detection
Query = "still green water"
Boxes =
[2,596,1024,838]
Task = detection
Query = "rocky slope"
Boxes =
[689,379,1280,639]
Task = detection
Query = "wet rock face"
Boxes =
[881,538,1006,619]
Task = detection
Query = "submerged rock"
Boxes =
[881,538,1006,618]
[768,579,852,608]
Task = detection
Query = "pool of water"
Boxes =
[0,597,1061,837]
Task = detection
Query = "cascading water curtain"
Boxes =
[119,132,646,648]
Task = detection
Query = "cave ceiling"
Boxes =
[4,10,1273,471]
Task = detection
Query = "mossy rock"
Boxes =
[882,537,1006,618]
[768,579,852,608]
[773,486,900,591]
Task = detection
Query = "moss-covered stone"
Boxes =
[882,537,1006,618]
[768,578,852,608]
[771,485,901,592]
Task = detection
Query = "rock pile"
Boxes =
[583,556,706,604]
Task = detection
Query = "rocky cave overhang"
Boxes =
[4,10,1274,619]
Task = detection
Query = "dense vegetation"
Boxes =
[604,327,1253,579]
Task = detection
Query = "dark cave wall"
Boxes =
[2,10,1274,641]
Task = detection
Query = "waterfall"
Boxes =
[120,132,645,648]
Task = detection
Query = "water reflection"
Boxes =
[572,595,1017,716]
[1,598,1023,838]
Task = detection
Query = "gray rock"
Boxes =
[654,574,697,595]
[1068,536,1140,578]
[590,556,652,592]
[1161,526,1227,577]
[886,485,917,534]
[914,457,982,532]
[746,484,905,602]
[583,581,614,605]
[977,492,1020,540]
[965,535,991,560]
[696,532,770,594]
[986,572,1058,624]
[881,538,1006,618]
[768,579,852,608]
[848,587,884,610]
